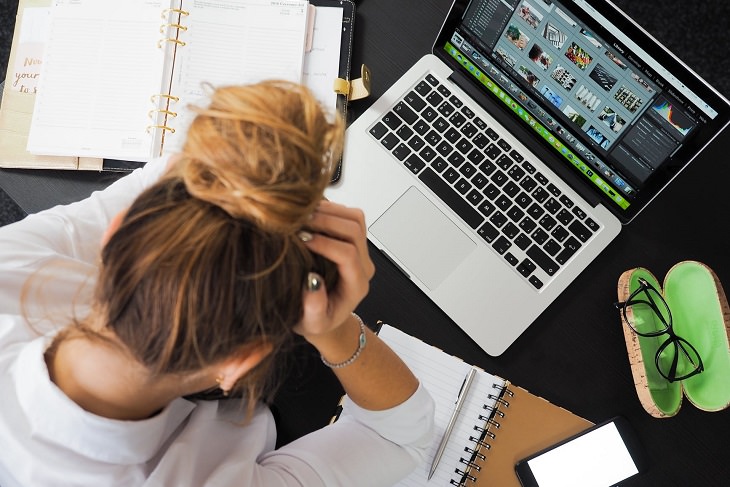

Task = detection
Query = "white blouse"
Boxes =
[0,158,435,487]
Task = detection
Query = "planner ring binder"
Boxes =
[149,7,189,139]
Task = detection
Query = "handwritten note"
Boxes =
[10,7,50,94]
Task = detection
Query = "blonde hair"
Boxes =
[85,81,343,412]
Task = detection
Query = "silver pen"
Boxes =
[428,367,477,480]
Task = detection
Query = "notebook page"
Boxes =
[163,0,311,153]
[379,325,506,486]
[27,0,172,161]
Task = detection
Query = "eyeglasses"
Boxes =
[614,277,704,382]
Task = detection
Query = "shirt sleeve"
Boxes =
[255,382,435,486]
[0,157,168,330]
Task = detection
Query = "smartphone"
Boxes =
[515,416,648,487]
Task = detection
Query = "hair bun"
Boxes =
[175,81,344,234]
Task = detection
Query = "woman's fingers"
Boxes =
[308,201,373,278]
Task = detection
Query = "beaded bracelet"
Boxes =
[320,313,367,369]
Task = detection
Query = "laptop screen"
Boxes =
[434,0,730,223]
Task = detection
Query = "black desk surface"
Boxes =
[2,1,729,484]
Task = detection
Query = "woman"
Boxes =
[0,81,434,486]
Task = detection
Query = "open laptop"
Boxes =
[325,0,730,355]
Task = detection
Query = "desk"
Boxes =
[2,0,729,484]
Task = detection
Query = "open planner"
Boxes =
[378,324,592,487]
[1,0,357,170]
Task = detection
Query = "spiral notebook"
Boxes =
[378,324,592,486]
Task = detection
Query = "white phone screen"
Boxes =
[526,421,639,487]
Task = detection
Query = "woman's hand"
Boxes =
[294,200,374,341]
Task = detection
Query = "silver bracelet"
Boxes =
[321,313,367,369]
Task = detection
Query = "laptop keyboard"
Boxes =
[368,73,601,290]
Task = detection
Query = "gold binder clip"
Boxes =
[333,64,371,101]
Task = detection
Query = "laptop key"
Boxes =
[382,112,402,130]
[415,80,432,96]
[421,107,438,123]
[503,222,520,239]
[568,220,592,242]
[394,102,418,125]
[517,259,537,278]
[438,101,455,117]
[529,275,544,289]
[396,125,414,141]
[407,135,425,151]
[443,167,459,183]
[404,91,426,111]
[492,236,512,254]
[527,245,559,275]
[514,233,531,250]
[425,74,438,86]
[420,146,437,163]
[413,119,430,135]
[449,112,467,128]
[403,154,426,174]
[419,167,485,229]
[478,222,499,242]
[585,217,600,231]
[426,91,443,106]
[431,157,448,173]
[473,133,490,149]
[556,240,580,265]
[460,122,478,138]
[392,143,411,161]
[381,133,399,150]
[504,252,519,266]
[370,122,388,139]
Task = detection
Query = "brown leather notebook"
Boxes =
[377,324,592,486]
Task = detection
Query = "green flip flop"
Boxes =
[616,262,730,418]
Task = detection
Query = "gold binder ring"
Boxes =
[157,38,187,49]
[160,23,188,33]
[147,109,178,119]
[150,94,180,104]
[146,125,176,134]
[161,8,189,18]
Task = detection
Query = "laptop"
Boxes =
[325,0,730,355]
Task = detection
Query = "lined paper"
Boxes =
[378,325,506,486]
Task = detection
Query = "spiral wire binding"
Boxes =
[449,382,515,486]
[148,3,189,137]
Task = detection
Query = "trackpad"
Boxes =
[370,187,476,290]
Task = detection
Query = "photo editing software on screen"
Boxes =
[444,0,720,212]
